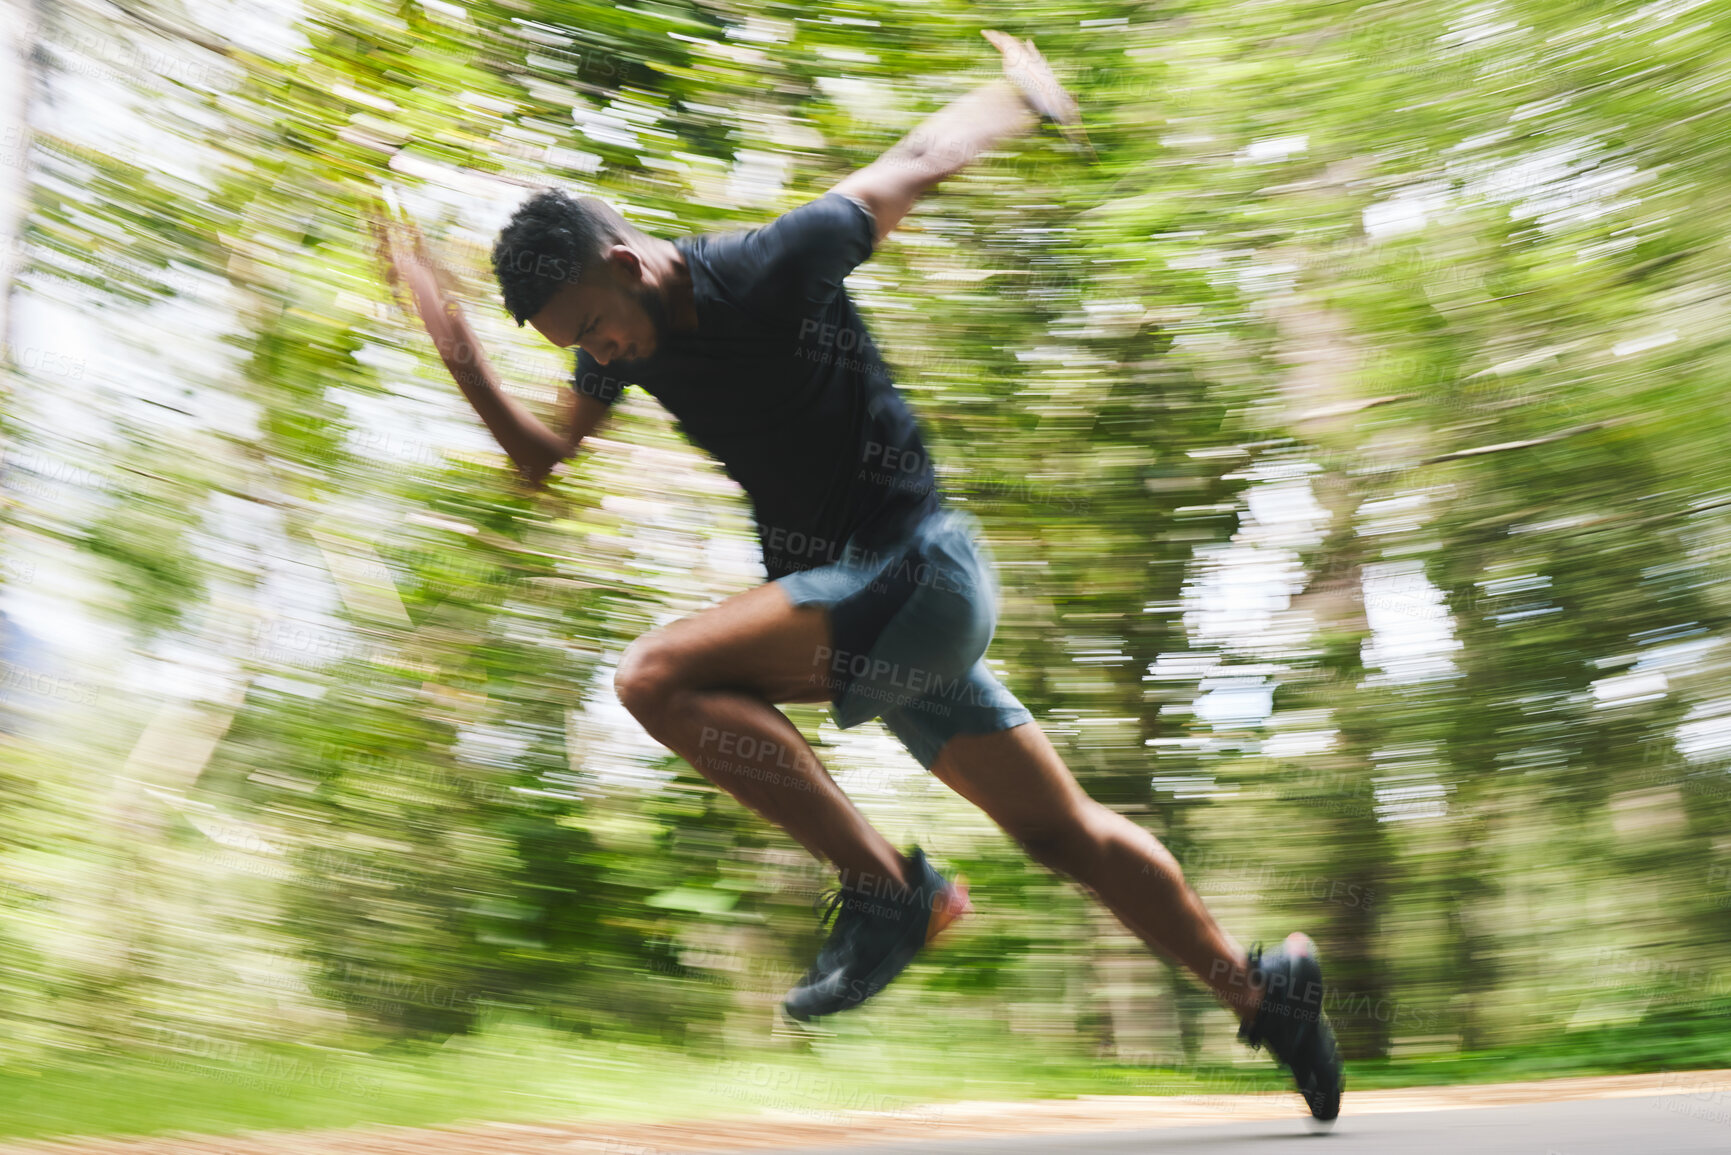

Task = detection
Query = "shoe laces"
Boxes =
[808,884,868,965]
[811,854,926,928]
[813,885,849,927]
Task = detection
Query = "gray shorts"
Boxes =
[775,508,1033,769]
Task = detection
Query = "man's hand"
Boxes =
[983,30,1092,156]
[369,204,463,319]
[363,194,578,486]
[368,204,419,312]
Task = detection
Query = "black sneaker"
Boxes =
[1238,932,1343,1124]
[782,846,971,1021]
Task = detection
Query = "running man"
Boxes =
[373,31,1343,1122]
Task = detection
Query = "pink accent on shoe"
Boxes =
[926,875,973,944]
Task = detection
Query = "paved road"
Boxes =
[734,1094,1731,1154]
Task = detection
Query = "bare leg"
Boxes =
[927,722,1262,1021]
[614,582,910,889]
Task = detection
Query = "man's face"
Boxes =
[527,248,666,365]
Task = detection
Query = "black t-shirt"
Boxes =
[573,192,940,581]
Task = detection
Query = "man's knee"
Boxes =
[614,633,683,727]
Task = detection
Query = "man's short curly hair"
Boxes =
[492,189,633,326]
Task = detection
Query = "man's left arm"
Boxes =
[831,32,1081,246]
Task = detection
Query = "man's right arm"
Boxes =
[830,32,1083,247]
[376,214,601,486]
